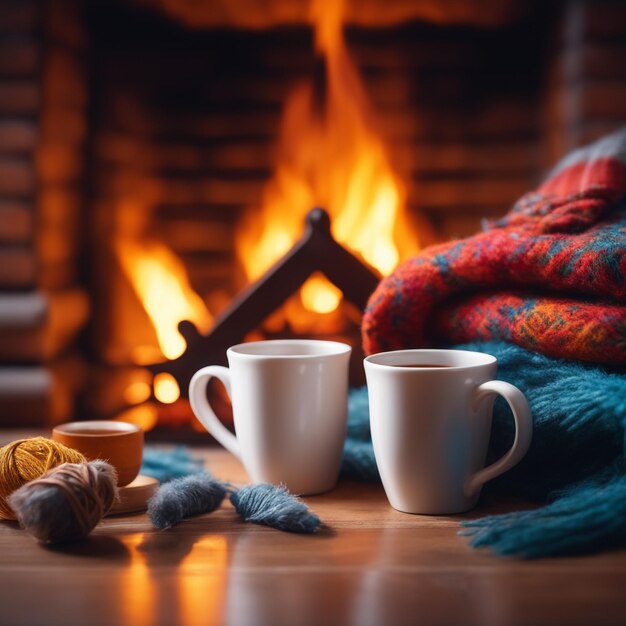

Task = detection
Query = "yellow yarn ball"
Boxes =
[0,437,86,520]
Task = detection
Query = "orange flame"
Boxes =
[117,239,212,360]
[116,238,212,402]
[236,0,417,318]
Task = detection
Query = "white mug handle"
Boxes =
[464,380,533,498]
[189,366,242,460]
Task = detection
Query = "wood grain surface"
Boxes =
[0,431,625,626]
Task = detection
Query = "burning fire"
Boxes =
[115,0,418,415]
[116,238,212,404]
[236,0,416,319]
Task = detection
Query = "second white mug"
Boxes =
[189,339,352,495]
[364,349,533,515]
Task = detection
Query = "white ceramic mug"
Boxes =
[364,349,533,514]
[189,339,352,495]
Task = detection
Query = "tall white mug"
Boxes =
[364,349,533,514]
[189,339,352,495]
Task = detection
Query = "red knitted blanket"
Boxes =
[362,128,626,365]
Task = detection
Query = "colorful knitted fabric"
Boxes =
[362,128,626,365]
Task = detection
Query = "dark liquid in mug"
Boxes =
[394,364,452,368]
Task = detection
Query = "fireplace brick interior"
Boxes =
[0,0,625,427]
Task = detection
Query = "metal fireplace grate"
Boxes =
[148,208,380,397]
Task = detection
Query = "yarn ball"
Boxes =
[0,437,86,520]
[8,460,118,543]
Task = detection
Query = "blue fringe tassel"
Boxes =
[460,474,626,557]
[148,472,226,529]
[230,484,321,533]
[141,446,205,483]
[141,451,323,533]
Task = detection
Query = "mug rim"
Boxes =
[364,348,497,371]
[52,420,142,437]
[228,339,352,359]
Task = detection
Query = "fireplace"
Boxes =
[1,0,625,431]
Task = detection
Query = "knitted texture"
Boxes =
[340,342,626,557]
[362,128,626,365]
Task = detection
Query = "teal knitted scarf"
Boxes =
[342,341,626,558]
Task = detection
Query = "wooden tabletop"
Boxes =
[1,435,626,626]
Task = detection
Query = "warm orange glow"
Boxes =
[131,345,166,366]
[301,272,342,313]
[154,372,181,404]
[115,404,159,431]
[119,533,155,626]
[116,239,212,360]
[124,380,152,405]
[179,535,229,625]
[235,0,417,320]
